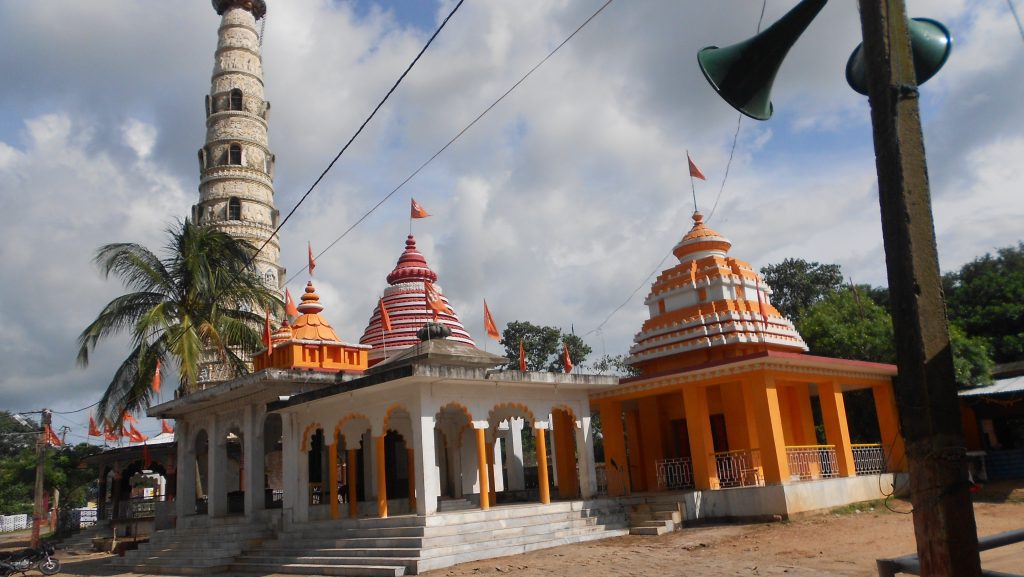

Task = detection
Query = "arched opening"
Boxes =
[205,94,212,117]
[334,416,372,519]
[224,426,244,515]
[307,428,327,508]
[487,404,538,506]
[198,148,207,171]
[550,407,581,499]
[434,403,473,506]
[228,197,241,220]
[228,144,242,165]
[263,414,283,509]
[194,430,209,515]
[229,88,243,111]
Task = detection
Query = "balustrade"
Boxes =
[655,457,695,490]
[852,443,887,475]
[713,449,763,488]
[786,445,838,480]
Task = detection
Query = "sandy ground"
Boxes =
[5,483,1022,577]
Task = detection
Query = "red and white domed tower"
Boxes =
[627,211,807,374]
[359,235,475,365]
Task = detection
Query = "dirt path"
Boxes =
[44,486,1024,577]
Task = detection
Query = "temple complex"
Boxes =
[593,212,906,519]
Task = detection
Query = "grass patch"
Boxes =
[830,499,885,515]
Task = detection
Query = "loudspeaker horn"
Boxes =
[698,0,828,121]
[845,18,952,95]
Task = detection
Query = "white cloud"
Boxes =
[121,118,158,160]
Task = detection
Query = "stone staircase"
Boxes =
[628,502,683,536]
[229,499,628,576]
[58,522,110,554]
[436,498,475,512]
[108,515,273,574]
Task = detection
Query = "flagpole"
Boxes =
[687,149,697,213]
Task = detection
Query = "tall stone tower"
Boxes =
[192,0,284,293]
[193,0,285,385]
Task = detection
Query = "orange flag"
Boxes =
[123,411,136,424]
[152,359,161,394]
[424,281,452,320]
[105,430,120,442]
[562,342,574,374]
[161,419,175,434]
[483,300,501,342]
[411,198,430,219]
[44,424,62,447]
[687,152,706,181]
[128,424,148,443]
[379,298,392,332]
[88,416,101,437]
[308,241,316,276]
[285,288,300,318]
[518,340,527,372]
[263,310,273,358]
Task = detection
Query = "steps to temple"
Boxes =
[628,502,683,536]
[227,499,627,576]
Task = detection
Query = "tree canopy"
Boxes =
[944,242,1024,364]
[77,219,282,423]
[500,321,591,372]
[760,258,843,322]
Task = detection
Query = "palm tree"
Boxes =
[77,219,281,423]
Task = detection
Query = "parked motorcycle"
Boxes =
[0,543,60,576]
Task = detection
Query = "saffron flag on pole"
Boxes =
[687,152,707,181]
[410,198,430,219]
[152,359,161,394]
[379,297,392,332]
[482,300,501,342]
[123,411,136,424]
[88,415,101,437]
[518,340,527,372]
[128,424,148,443]
[424,281,452,320]
[263,310,273,358]
[562,342,574,374]
[308,241,316,276]
[161,419,175,435]
[44,424,62,447]
[285,288,300,318]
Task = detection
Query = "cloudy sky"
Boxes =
[1,0,1021,441]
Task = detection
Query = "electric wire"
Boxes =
[1010,0,1024,44]
[581,249,673,338]
[254,0,466,265]
[706,0,767,225]
[289,0,617,284]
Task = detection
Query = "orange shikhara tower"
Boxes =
[255,280,370,372]
[359,235,475,365]
[628,211,806,374]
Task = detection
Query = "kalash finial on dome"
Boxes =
[386,235,438,285]
[672,210,733,262]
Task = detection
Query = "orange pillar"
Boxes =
[599,400,629,496]
[535,426,551,504]
[475,428,490,510]
[375,436,388,518]
[745,375,790,484]
[819,380,856,477]
[346,449,358,518]
[720,382,756,451]
[623,410,646,490]
[638,397,666,492]
[873,383,907,472]
[553,411,579,498]
[407,448,417,513]
[793,383,819,445]
[683,385,719,490]
[486,441,497,506]
[329,444,339,519]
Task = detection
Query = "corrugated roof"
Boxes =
[959,376,1024,397]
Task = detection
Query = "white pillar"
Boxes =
[576,414,597,499]
[243,405,264,517]
[208,416,227,516]
[281,413,300,527]
[413,415,439,515]
[175,421,195,520]
[507,418,525,491]
[492,436,505,492]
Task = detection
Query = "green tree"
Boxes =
[501,321,592,372]
[0,440,101,514]
[944,242,1024,364]
[77,219,281,423]
[0,411,37,458]
[797,289,896,363]
[760,259,843,322]
[949,324,994,388]
[590,354,640,377]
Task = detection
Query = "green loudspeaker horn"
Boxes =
[698,0,828,121]
[846,18,952,95]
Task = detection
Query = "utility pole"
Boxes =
[30,409,50,549]
[858,1,982,575]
